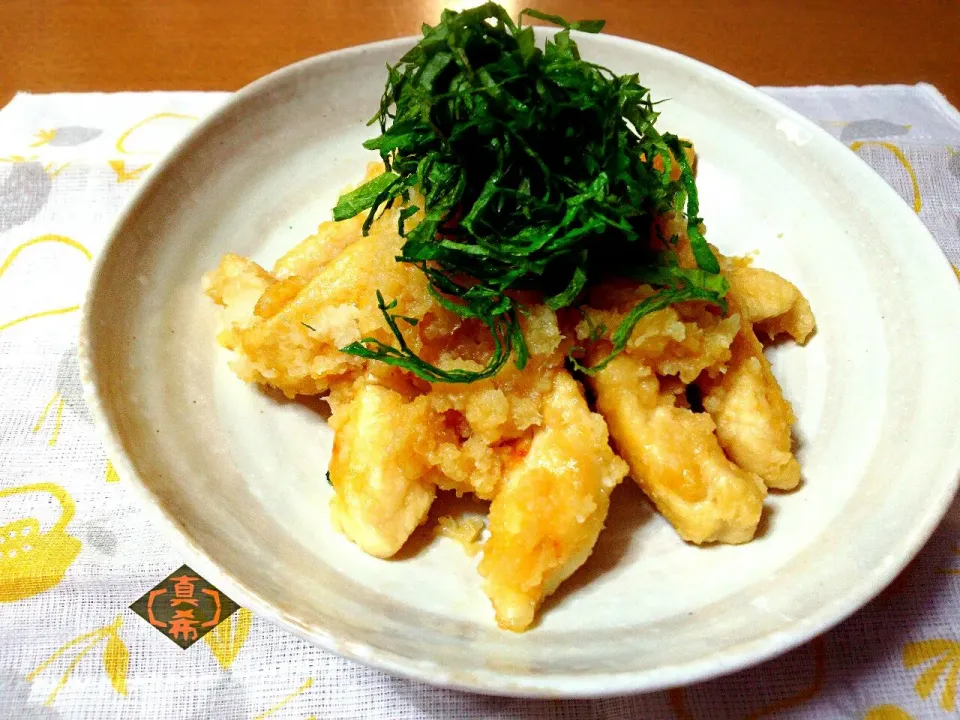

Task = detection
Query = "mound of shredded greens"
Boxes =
[332,2,728,383]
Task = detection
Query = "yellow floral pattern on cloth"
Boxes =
[850,141,923,213]
[0,154,71,178]
[108,112,198,183]
[0,234,91,333]
[26,615,128,705]
[29,127,102,148]
[32,391,66,446]
[108,159,152,183]
[254,677,316,719]
[0,482,81,603]
[105,459,120,483]
[203,607,253,669]
[864,706,915,720]
[0,87,959,718]
[904,639,960,712]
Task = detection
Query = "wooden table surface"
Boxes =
[2,0,958,106]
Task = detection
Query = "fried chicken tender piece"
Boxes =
[591,354,766,544]
[202,253,276,351]
[652,213,814,351]
[327,380,439,558]
[725,264,815,344]
[695,258,810,490]
[479,371,628,632]
[204,204,435,398]
[700,318,801,490]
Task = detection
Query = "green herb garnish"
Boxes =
[334,2,728,382]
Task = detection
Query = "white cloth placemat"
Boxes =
[0,83,958,720]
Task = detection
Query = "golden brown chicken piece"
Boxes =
[202,253,276,351]
[591,353,766,544]
[725,264,815,344]
[327,380,439,558]
[479,371,628,632]
[204,203,435,398]
[700,319,801,490]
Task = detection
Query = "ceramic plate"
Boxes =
[79,30,960,697]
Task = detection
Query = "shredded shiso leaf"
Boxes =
[333,2,728,382]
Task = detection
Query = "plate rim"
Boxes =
[78,30,960,698]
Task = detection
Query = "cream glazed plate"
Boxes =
[79,30,960,697]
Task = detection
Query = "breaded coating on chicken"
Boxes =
[328,380,439,558]
[590,353,766,544]
[699,316,801,491]
[479,371,628,631]
[723,261,815,344]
